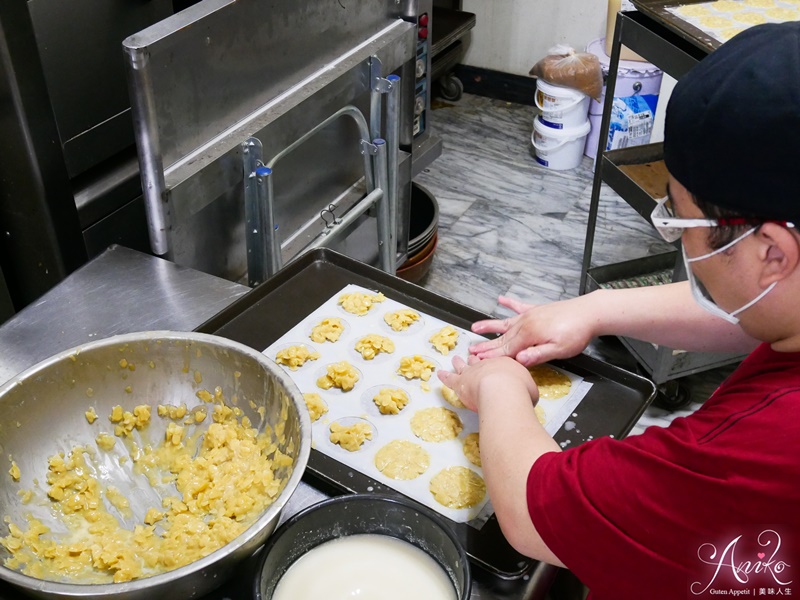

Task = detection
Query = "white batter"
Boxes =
[272,533,457,600]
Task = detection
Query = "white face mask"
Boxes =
[683,227,777,325]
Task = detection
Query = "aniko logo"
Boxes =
[691,529,792,596]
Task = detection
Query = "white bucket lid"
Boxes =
[536,78,588,100]
[533,116,590,141]
[585,38,662,76]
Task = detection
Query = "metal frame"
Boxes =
[578,10,746,384]
[241,80,401,286]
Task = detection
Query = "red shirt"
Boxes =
[527,343,800,599]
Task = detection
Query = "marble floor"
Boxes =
[414,93,737,436]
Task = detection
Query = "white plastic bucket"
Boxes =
[531,116,591,170]
[535,79,591,130]
[583,37,663,159]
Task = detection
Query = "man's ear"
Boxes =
[756,223,800,286]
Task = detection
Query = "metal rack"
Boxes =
[579,8,746,389]
[431,1,476,101]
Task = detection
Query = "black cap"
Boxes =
[663,22,800,221]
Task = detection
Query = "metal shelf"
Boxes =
[431,7,476,57]
[579,9,745,385]
[601,143,666,222]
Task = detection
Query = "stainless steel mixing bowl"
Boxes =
[0,331,311,600]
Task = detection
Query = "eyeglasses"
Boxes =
[650,195,796,243]
[651,196,720,242]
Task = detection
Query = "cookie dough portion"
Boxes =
[310,318,345,343]
[718,25,747,40]
[733,11,767,24]
[429,467,486,509]
[429,326,459,355]
[743,0,775,7]
[355,334,395,360]
[410,407,463,442]
[372,388,410,415]
[398,355,436,381]
[675,4,713,17]
[384,309,421,331]
[712,0,746,10]
[765,6,800,19]
[338,291,386,316]
[463,433,481,467]
[276,345,320,370]
[697,15,734,28]
[529,365,572,400]
[317,361,360,391]
[534,404,547,426]
[329,421,372,452]
[440,385,465,409]
[374,440,430,480]
[303,393,328,422]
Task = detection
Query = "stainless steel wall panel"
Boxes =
[27,0,173,177]
[124,0,414,173]
[125,0,415,280]
[0,0,87,309]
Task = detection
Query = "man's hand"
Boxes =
[469,295,597,366]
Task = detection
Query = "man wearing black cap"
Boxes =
[439,21,800,600]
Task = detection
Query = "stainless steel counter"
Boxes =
[0,245,554,600]
[0,245,249,386]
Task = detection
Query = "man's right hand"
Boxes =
[469,295,598,366]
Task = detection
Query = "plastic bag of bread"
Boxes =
[529,44,603,100]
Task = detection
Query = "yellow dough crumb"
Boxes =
[354,334,395,360]
[310,318,345,343]
[397,355,436,381]
[374,440,430,480]
[85,408,98,424]
[338,291,386,315]
[528,365,572,400]
[329,422,372,452]
[317,361,360,391]
[535,404,547,426]
[429,325,459,355]
[157,404,188,420]
[372,388,410,415]
[410,407,463,442]
[463,433,481,467]
[440,385,465,409]
[144,508,163,526]
[96,433,116,451]
[9,462,20,482]
[384,309,420,332]
[275,345,320,371]
[303,393,328,422]
[111,405,151,438]
[429,467,486,509]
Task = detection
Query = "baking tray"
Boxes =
[197,248,657,580]
[631,0,725,52]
